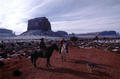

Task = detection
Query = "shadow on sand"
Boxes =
[92,70,111,78]
[68,59,112,69]
[38,67,100,79]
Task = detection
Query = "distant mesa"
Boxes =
[0,28,15,37]
[21,17,119,38]
[21,17,68,37]
[98,31,118,36]
[28,17,51,31]
[70,30,120,38]
[55,31,68,37]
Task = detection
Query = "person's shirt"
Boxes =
[40,41,46,49]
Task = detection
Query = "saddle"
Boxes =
[40,48,47,57]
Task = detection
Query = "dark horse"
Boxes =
[31,44,59,68]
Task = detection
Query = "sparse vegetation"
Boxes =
[13,70,22,77]
[0,61,4,67]
[70,36,78,42]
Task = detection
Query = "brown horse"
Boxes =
[31,43,59,68]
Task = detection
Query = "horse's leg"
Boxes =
[46,58,51,67]
[64,53,67,61]
[61,53,64,62]
[48,58,51,67]
[62,52,66,62]
[33,57,37,68]
[61,55,63,62]
[31,54,34,64]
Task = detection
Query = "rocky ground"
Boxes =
[0,46,120,79]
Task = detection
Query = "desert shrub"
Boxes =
[0,61,4,67]
[13,70,22,77]
[93,36,99,40]
[70,36,78,42]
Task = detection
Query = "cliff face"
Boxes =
[27,17,51,31]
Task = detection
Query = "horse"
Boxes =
[60,42,68,62]
[31,43,59,68]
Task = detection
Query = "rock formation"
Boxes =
[0,28,15,37]
[69,30,120,38]
[27,17,51,31]
[21,17,68,37]
[98,31,118,36]
[55,31,68,37]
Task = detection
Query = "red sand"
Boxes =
[0,46,120,79]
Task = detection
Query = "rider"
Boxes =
[40,38,47,49]
[60,38,69,62]
[60,38,68,53]
[40,38,47,56]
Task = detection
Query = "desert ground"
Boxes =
[0,45,120,79]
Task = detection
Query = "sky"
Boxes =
[0,0,120,35]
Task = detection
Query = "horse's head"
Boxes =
[52,43,59,51]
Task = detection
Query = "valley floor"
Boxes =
[0,46,120,79]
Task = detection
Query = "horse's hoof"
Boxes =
[34,65,37,68]
[46,64,49,68]
[49,64,52,67]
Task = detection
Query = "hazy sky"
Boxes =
[0,0,120,35]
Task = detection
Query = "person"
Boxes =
[40,38,47,56]
[40,38,47,49]
[60,38,68,53]
[60,38,68,61]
